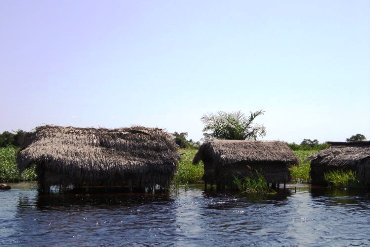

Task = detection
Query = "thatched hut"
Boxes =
[192,140,298,190]
[310,141,370,185]
[17,125,179,193]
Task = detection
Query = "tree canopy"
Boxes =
[0,130,30,147]
[346,134,366,142]
[201,110,266,140]
[173,132,199,148]
[300,139,319,147]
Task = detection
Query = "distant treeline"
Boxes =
[173,132,200,149]
[0,130,30,147]
[288,139,329,151]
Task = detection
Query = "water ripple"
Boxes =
[1,187,370,246]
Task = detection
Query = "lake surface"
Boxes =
[1,183,370,246]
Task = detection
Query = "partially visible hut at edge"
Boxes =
[310,141,370,186]
[17,125,179,194]
[192,140,298,190]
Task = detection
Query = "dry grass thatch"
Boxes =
[17,125,179,193]
[310,142,370,185]
[193,140,298,189]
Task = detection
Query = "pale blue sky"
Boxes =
[1,0,369,143]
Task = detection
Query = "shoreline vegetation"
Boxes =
[324,170,359,188]
[0,146,36,183]
[288,142,329,184]
[0,143,366,190]
[174,148,204,186]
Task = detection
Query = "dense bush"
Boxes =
[0,146,36,182]
[0,131,15,147]
[0,130,30,147]
[173,132,199,149]
[289,150,320,183]
[233,172,270,194]
[173,148,204,185]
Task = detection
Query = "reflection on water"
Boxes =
[35,193,172,209]
[311,188,370,207]
[1,185,370,246]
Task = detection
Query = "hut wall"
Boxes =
[259,164,291,183]
[210,162,291,189]
[202,160,217,185]
[310,163,354,185]
[311,159,370,186]
[310,162,327,185]
[216,163,253,188]
[36,163,174,193]
[357,158,370,185]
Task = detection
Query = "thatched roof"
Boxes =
[310,144,370,167]
[17,125,179,184]
[193,140,298,166]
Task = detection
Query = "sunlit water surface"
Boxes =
[1,183,370,246]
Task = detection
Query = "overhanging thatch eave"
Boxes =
[310,146,370,168]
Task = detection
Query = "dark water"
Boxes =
[1,184,370,246]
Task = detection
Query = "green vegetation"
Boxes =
[173,148,204,185]
[288,140,329,151]
[346,133,367,142]
[173,132,199,148]
[0,146,36,182]
[288,141,331,183]
[233,172,270,194]
[324,170,359,188]
[0,130,29,147]
[0,131,15,147]
[289,150,318,183]
[201,110,266,140]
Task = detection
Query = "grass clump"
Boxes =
[289,143,330,184]
[233,172,270,194]
[0,146,36,182]
[289,150,319,183]
[324,170,359,188]
[173,148,204,185]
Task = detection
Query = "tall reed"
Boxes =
[289,150,320,183]
[324,170,359,188]
[233,172,270,193]
[173,148,204,186]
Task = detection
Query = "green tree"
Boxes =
[346,134,366,142]
[0,131,15,147]
[173,132,199,148]
[201,110,266,140]
[173,132,191,148]
[300,139,319,147]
